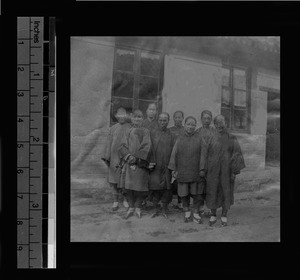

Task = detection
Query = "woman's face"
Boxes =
[131,113,143,127]
[146,104,157,119]
[215,119,226,133]
[201,113,212,128]
[184,118,196,134]
[173,112,183,127]
[115,110,127,124]
[158,114,169,130]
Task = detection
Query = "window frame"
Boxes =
[110,45,164,126]
[221,65,251,133]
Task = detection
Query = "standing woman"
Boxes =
[206,115,246,226]
[142,103,159,207]
[119,109,152,219]
[168,116,207,224]
[142,103,159,133]
[197,110,216,144]
[148,113,176,219]
[101,107,131,211]
[196,110,216,216]
[169,110,185,138]
[169,110,185,210]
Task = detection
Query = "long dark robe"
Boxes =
[142,118,159,133]
[148,128,176,190]
[169,125,185,139]
[119,126,151,191]
[196,126,216,145]
[168,131,207,183]
[103,122,131,184]
[206,130,246,210]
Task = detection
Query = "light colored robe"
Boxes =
[103,122,131,184]
[119,126,151,191]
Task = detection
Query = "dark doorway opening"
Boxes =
[265,91,280,165]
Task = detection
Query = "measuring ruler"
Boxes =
[17,17,56,268]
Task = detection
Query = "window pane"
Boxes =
[138,100,158,117]
[234,90,247,107]
[111,97,133,123]
[115,49,135,72]
[222,68,230,86]
[233,69,246,90]
[139,76,159,100]
[112,72,134,98]
[222,87,230,107]
[140,52,160,77]
[221,107,231,128]
[234,109,247,129]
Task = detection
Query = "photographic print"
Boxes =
[70,36,280,242]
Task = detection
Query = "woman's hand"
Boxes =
[172,171,178,178]
[199,170,206,177]
[128,155,136,164]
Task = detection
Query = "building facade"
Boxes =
[71,36,280,190]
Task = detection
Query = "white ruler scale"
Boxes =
[17,17,56,268]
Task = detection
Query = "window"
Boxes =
[221,66,250,132]
[110,47,163,124]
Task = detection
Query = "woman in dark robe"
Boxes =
[206,115,246,226]
[196,110,216,216]
[168,116,207,224]
[119,109,152,219]
[142,103,159,133]
[197,110,216,144]
[142,103,159,208]
[169,111,185,210]
[148,113,176,219]
[169,110,185,138]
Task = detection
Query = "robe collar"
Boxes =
[175,124,183,128]
[184,130,196,137]
[146,117,156,123]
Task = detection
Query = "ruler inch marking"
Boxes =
[18,16,54,269]
[18,17,45,269]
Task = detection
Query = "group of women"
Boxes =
[102,103,245,226]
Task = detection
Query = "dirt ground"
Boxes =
[71,182,280,242]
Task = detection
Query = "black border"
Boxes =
[0,0,299,277]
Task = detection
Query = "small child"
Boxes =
[119,109,152,219]
[101,107,131,211]
[168,116,207,224]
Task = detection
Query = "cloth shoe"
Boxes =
[162,208,168,219]
[151,209,159,218]
[184,211,192,223]
[125,208,134,219]
[112,202,119,211]
[135,208,142,218]
[123,200,129,209]
[209,215,217,226]
[177,202,183,211]
[193,213,202,224]
[221,216,228,227]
